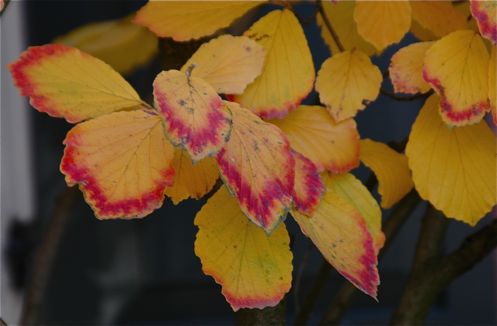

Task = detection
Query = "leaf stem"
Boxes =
[316,0,345,53]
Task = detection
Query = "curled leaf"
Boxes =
[423,30,490,126]
[360,139,413,209]
[195,187,292,311]
[182,35,265,95]
[60,110,175,219]
[406,95,496,225]
[216,102,294,233]
[153,69,232,161]
[234,9,315,119]
[271,105,360,174]
[316,50,382,121]
[9,44,143,123]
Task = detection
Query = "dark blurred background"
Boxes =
[1,1,496,325]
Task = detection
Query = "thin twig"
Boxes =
[20,188,79,325]
[317,0,344,52]
[380,88,434,102]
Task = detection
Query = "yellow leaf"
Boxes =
[291,151,324,216]
[9,44,144,123]
[216,102,293,233]
[410,20,437,42]
[423,30,490,126]
[293,173,383,298]
[315,50,382,121]
[410,1,468,40]
[317,1,376,56]
[165,148,218,205]
[354,1,411,52]
[195,187,292,311]
[181,35,265,95]
[406,95,496,225]
[360,139,413,209]
[234,9,315,119]
[153,70,232,161]
[470,0,497,45]
[134,1,263,41]
[271,105,360,173]
[60,110,175,219]
[55,17,158,75]
[389,42,434,95]
[489,46,496,124]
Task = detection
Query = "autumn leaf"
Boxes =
[291,151,325,216]
[195,187,292,311]
[134,1,263,41]
[153,69,232,161]
[181,35,265,95]
[406,95,496,225]
[55,16,157,75]
[470,0,497,45]
[354,1,411,52]
[317,0,376,56]
[423,30,490,126]
[271,105,360,174]
[234,9,315,119]
[360,139,413,209]
[165,148,218,205]
[9,44,144,123]
[315,50,382,121]
[216,101,294,233]
[293,173,384,298]
[410,1,468,41]
[389,42,434,95]
[60,110,175,219]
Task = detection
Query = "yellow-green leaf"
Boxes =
[234,9,315,119]
[181,35,265,95]
[60,110,175,219]
[316,50,382,121]
[406,95,496,225]
[360,139,413,209]
[271,105,360,174]
[195,187,292,311]
[165,148,218,205]
[153,70,232,161]
[354,1,411,52]
[55,17,157,75]
[317,0,376,56]
[9,44,143,123]
[293,173,384,298]
[423,30,490,126]
[389,42,434,95]
[134,1,263,41]
[216,102,294,233]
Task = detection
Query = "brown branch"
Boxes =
[319,190,421,325]
[380,88,434,102]
[236,299,286,326]
[317,0,344,52]
[20,188,79,325]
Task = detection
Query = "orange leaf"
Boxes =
[134,1,263,41]
[291,151,324,216]
[423,30,490,126]
[233,9,315,119]
[216,102,294,233]
[153,70,232,161]
[271,105,360,174]
[293,173,383,298]
[165,148,218,205]
[195,187,292,311]
[470,0,497,45]
[60,110,175,219]
[9,44,143,123]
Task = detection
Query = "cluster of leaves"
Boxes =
[8,0,497,312]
